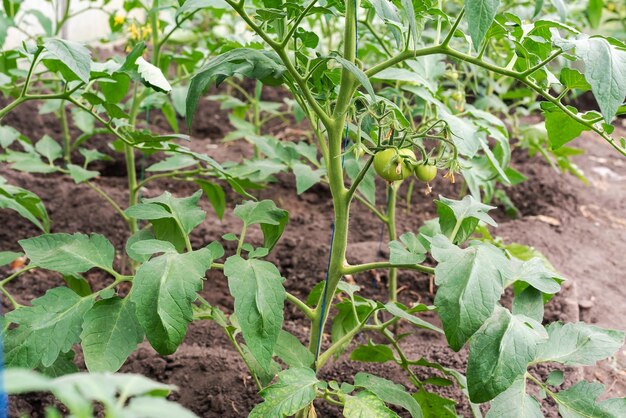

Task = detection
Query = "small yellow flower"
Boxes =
[113,14,125,26]
[129,23,140,40]
[444,170,455,184]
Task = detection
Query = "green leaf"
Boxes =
[559,36,626,122]
[131,247,218,354]
[39,346,79,377]
[292,162,323,194]
[431,235,510,351]
[135,57,171,93]
[512,286,544,323]
[35,135,62,162]
[534,322,625,366]
[43,38,91,83]
[586,0,603,28]
[19,233,114,275]
[249,367,318,418]
[559,68,591,91]
[546,370,564,387]
[4,369,52,393]
[551,381,625,418]
[176,0,228,19]
[80,297,144,372]
[0,251,22,266]
[331,54,376,101]
[350,343,397,363]
[67,164,99,184]
[146,154,196,172]
[224,255,285,371]
[5,287,94,368]
[354,373,422,418]
[413,391,457,418]
[100,72,131,104]
[0,125,21,148]
[187,49,286,126]
[510,257,562,294]
[389,232,427,265]
[126,191,206,252]
[467,306,547,403]
[274,330,314,369]
[194,179,226,219]
[344,391,400,418]
[130,239,177,255]
[127,396,199,418]
[384,302,442,333]
[234,200,288,252]
[0,178,50,232]
[542,103,591,149]
[436,195,497,244]
[125,229,155,263]
[485,377,543,418]
[465,0,501,50]
[63,274,92,297]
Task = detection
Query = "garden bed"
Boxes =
[3,98,626,417]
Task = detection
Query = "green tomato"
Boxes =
[373,148,416,182]
[415,164,438,183]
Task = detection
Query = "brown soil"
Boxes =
[2,97,626,418]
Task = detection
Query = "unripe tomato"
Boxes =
[373,148,416,182]
[415,164,438,183]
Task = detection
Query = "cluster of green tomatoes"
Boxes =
[373,148,438,183]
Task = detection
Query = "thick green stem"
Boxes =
[307,0,358,363]
[150,0,160,65]
[59,101,71,165]
[124,144,139,235]
[386,183,398,301]
[343,261,435,276]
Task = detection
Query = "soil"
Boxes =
[2,95,626,418]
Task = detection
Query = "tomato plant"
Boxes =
[1,0,626,417]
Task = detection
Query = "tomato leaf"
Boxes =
[485,377,543,418]
[135,56,171,93]
[353,373,422,418]
[5,287,94,368]
[19,233,114,275]
[131,246,220,354]
[465,0,501,50]
[551,381,626,417]
[186,49,286,127]
[249,367,318,417]
[534,322,625,366]
[0,177,50,232]
[234,200,288,252]
[43,38,91,83]
[274,330,314,369]
[389,232,427,265]
[467,306,547,402]
[224,255,285,371]
[557,36,626,123]
[436,195,497,244]
[350,343,397,363]
[81,297,144,372]
[126,191,206,252]
[344,391,399,418]
[431,235,510,351]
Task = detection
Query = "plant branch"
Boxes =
[522,50,563,77]
[346,156,374,201]
[85,181,131,223]
[441,8,465,47]
[286,292,315,319]
[343,261,435,275]
[281,0,319,48]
